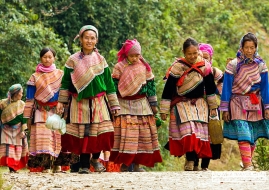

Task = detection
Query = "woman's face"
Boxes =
[202,51,211,62]
[184,45,199,64]
[40,51,55,67]
[80,30,98,53]
[242,41,256,59]
[13,89,23,101]
[127,54,140,64]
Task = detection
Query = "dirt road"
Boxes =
[2,171,268,190]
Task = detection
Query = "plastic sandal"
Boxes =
[184,161,194,171]
[120,164,129,172]
[9,167,18,173]
[78,168,89,174]
[90,160,106,172]
[42,169,52,173]
[133,168,146,172]
[53,165,63,173]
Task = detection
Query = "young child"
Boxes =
[109,39,162,172]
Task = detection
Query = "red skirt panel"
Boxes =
[61,132,114,154]
[169,134,212,158]
[110,150,162,167]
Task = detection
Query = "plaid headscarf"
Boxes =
[117,39,151,71]
[73,25,98,41]
[7,84,22,103]
[236,32,264,73]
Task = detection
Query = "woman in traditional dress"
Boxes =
[160,38,218,171]
[193,43,223,171]
[56,25,120,174]
[109,39,162,172]
[220,32,269,171]
[0,84,28,172]
[24,47,63,173]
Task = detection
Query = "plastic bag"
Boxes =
[45,114,66,135]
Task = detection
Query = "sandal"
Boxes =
[90,160,106,172]
[120,164,129,172]
[53,165,62,173]
[241,165,254,171]
[133,164,146,172]
[42,169,52,173]
[133,168,146,172]
[9,168,18,173]
[78,168,90,174]
[184,161,194,171]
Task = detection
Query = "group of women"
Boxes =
[0,25,268,173]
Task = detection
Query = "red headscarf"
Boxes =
[117,39,151,71]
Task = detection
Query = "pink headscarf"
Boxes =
[199,43,214,65]
[117,39,151,71]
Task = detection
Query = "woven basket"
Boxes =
[208,119,224,144]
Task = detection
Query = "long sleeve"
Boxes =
[204,73,217,95]
[160,75,178,114]
[146,79,158,106]
[23,85,36,118]
[113,78,119,93]
[104,67,117,95]
[204,73,218,109]
[104,67,120,110]
[60,67,73,91]
[58,67,73,103]
[219,72,234,111]
[161,75,178,100]
[260,72,269,109]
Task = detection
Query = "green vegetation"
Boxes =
[0,167,12,189]
[255,139,269,170]
[0,0,269,172]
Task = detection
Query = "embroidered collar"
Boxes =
[79,49,95,59]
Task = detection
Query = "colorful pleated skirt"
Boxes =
[0,123,28,170]
[109,97,162,167]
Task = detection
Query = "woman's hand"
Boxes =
[151,106,158,115]
[264,109,269,119]
[56,102,64,115]
[161,113,167,121]
[19,131,26,139]
[111,109,120,121]
[222,111,230,122]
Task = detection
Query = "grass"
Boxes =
[209,139,241,171]
[0,167,13,190]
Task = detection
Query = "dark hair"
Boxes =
[40,47,56,58]
[183,38,199,52]
[241,33,257,48]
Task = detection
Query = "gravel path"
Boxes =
[2,171,269,190]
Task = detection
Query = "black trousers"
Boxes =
[80,152,101,168]
[186,151,210,168]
